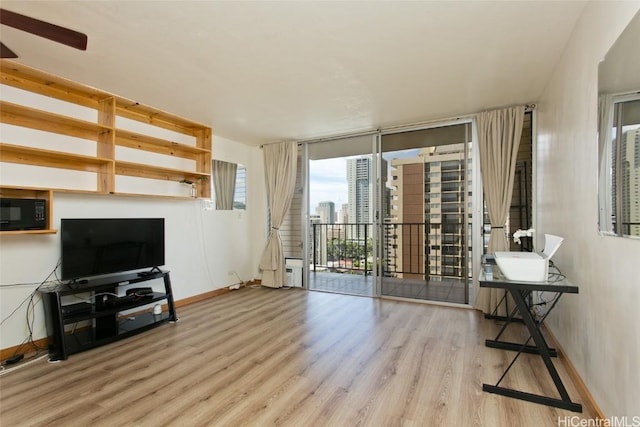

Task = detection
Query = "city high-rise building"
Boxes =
[389,144,470,280]
[316,201,336,224]
[346,156,387,231]
[622,128,640,236]
[347,157,374,226]
[338,203,349,224]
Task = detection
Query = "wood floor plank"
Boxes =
[1,287,594,426]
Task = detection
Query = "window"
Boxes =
[597,11,640,239]
[599,95,640,237]
[211,160,246,210]
[233,165,247,210]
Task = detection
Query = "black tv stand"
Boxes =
[39,270,177,361]
[137,266,162,277]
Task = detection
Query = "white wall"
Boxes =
[0,134,267,350]
[211,134,268,282]
[536,2,640,417]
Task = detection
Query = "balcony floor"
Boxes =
[308,271,470,304]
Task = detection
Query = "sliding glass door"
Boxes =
[378,121,476,304]
[298,119,479,305]
[304,134,378,297]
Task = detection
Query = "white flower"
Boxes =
[513,228,535,244]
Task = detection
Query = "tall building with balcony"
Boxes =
[347,157,373,227]
[346,156,387,240]
[622,128,640,236]
[388,144,470,280]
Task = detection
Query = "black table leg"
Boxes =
[483,288,582,413]
[485,290,558,357]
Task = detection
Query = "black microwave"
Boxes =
[0,198,47,231]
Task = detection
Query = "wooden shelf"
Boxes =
[0,101,112,141]
[0,228,58,235]
[0,61,209,136]
[0,60,212,202]
[0,143,113,173]
[115,161,209,183]
[116,129,210,160]
[115,101,207,137]
[0,185,51,197]
[0,61,110,110]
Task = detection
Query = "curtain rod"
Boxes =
[295,129,380,145]
[260,103,536,148]
[260,129,378,148]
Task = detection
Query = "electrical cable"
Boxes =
[546,261,566,282]
[0,291,36,327]
[0,280,61,288]
[0,353,48,376]
[24,291,44,352]
[71,292,119,303]
[26,259,62,353]
[1,259,62,358]
[531,291,560,320]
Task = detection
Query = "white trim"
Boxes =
[470,118,483,308]
[611,91,640,103]
[374,132,382,297]
[302,143,310,289]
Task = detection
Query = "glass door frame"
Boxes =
[300,118,483,306]
[374,118,482,305]
[301,133,380,294]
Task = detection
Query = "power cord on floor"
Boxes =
[231,271,261,289]
[0,352,48,376]
[1,259,62,364]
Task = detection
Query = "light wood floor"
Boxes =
[1,287,594,426]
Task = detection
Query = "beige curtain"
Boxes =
[474,106,524,314]
[212,160,237,210]
[259,141,298,288]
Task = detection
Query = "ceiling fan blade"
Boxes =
[1,42,18,58]
[0,8,87,51]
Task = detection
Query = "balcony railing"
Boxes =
[310,222,468,279]
[311,223,372,274]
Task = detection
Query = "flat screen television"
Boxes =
[61,218,165,281]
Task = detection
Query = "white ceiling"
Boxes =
[1,1,586,146]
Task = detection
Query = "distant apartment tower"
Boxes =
[338,203,349,224]
[316,201,336,224]
[622,128,640,236]
[346,156,387,223]
[389,145,470,280]
[347,157,374,226]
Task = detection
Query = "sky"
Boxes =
[309,157,348,211]
[308,149,421,213]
